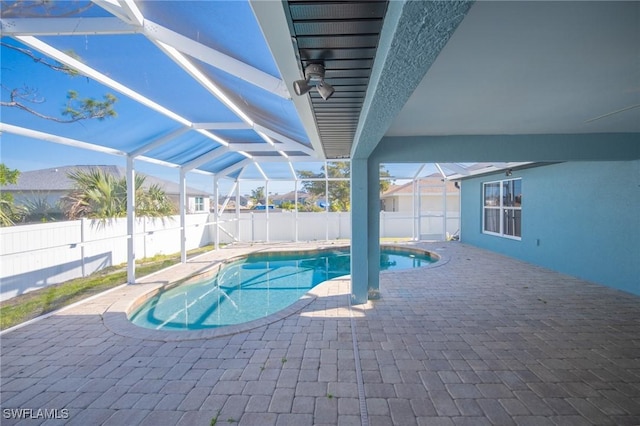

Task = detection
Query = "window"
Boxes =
[483,178,521,239]
[194,196,205,212]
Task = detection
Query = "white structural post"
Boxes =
[235,180,240,241]
[265,180,269,242]
[126,156,136,284]
[443,179,448,240]
[179,168,187,263]
[435,163,448,241]
[412,179,418,241]
[80,217,87,277]
[214,176,220,250]
[412,164,426,241]
[294,180,299,242]
[325,169,329,241]
[417,183,422,240]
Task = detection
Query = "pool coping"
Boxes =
[102,242,446,341]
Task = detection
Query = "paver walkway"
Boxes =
[1,242,639,425]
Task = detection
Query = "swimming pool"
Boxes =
[129,246,436,330]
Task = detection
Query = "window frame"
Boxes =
[194,196,205,212]
[482,178,522,240]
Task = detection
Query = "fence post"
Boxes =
[251,212,255,242]
[80,218,86,277]
[143,218,147,259]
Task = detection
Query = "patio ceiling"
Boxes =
[386,1,640,138]
[284,0,388,159]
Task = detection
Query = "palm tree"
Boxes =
[21,196,59,223]
[0,163,23,226]
[139,183,175,217]
[0,198,23,226]
[62,168,175,223]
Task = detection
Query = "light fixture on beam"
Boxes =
[293,63,334,100]
[316,80,335,100]
[293,79,312,96]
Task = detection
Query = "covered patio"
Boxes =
[2,0,638,300]
[2,1,639,425]
[2,242,640,425]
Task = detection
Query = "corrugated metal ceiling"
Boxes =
[286,0,388,159]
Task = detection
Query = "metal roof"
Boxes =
[2,165,209,196]
[285,0,388,159]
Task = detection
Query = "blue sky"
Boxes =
[0,34,266,195]
[0,0,320,197]
[0,37,218,193]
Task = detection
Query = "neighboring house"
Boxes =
[214,195,249,211]
[269,191,309,207]
[2,165,211,217]
[381,174,460,213]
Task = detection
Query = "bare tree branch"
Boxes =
[1,42,80,76]
[1,1,94,19]
[1,86,117,123]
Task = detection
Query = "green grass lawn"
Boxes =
[0,245,214,330]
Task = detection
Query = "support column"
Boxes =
[443,178,448,240]
[367,159,381,298]
[235,180,240,241]
[412,179,418,241]
[325,168,329,241]
[351,159,368,303]
[214,176,219,250]
[294,180,299,242]
[126,156,136,284]
[179,169,187,263]
[350,158,380,303]
[265,180,270,242]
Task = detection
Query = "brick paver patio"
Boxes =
[1,242,639,425]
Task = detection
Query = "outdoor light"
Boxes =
[316,81,335,100]
[293,79,312,96]
[293,63,334,100]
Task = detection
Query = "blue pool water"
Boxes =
[130,247,435,330]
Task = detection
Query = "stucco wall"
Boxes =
[382,194,460,213]
[460,160,640,295]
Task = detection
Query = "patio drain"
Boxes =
[349,294,369,426]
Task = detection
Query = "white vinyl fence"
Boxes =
[0,214,212,301]
[0,211,459,301]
